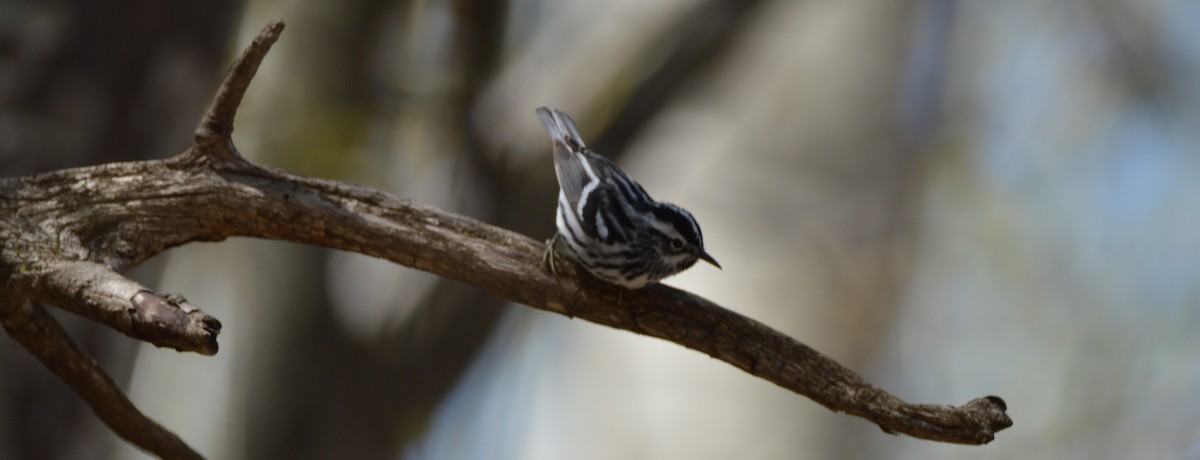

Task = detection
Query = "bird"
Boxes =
[536,107,719,289]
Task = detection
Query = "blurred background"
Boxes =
[2,0,1200,458]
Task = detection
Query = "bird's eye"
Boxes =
[670,239,684,250]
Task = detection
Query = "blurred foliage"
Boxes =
[2,0,1198,459]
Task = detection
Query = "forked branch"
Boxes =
[0,20,1011,458]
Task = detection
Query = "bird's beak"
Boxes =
[698,250,721,269]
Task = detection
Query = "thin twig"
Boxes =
[194,19,285,159]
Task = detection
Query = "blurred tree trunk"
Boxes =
[0,1,238,459]
[223,1,514,458]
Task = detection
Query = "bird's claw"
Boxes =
[543,234,563,286]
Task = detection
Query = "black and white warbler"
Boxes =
[537,107,719,288]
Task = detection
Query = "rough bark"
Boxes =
[0,21,1011,458]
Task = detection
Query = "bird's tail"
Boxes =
[536,107,587,151]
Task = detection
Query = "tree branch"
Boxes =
[8,261,220,355]
[194,19,284,158]
[0,292,203,460]
[0,19,1011,455]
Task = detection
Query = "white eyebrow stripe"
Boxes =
[647,215,678,240]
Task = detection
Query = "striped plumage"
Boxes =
[537,107,719,288]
